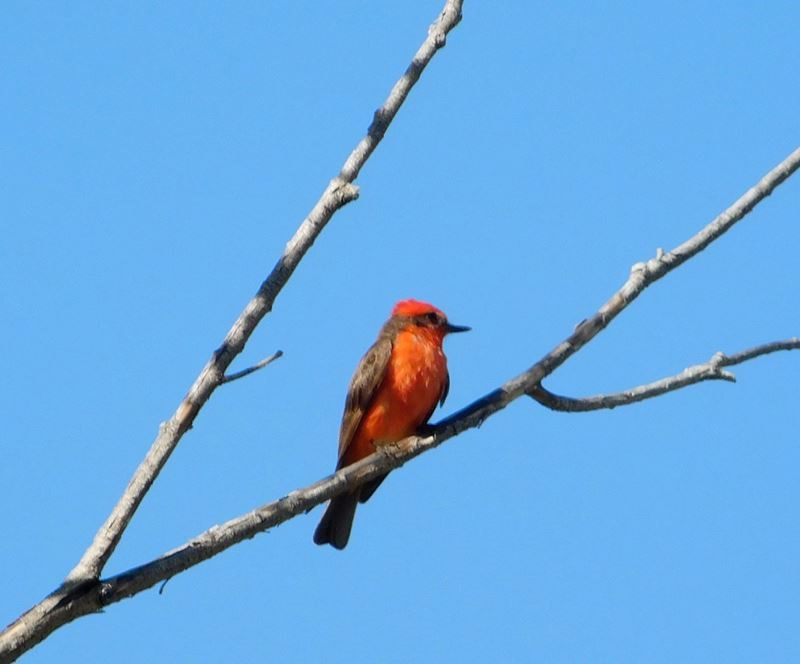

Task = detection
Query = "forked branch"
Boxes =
[65,0,463,586]
[1,1,795,658]
[0,2,465,662]
[21,332,798,619]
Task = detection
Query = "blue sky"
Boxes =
[2,2,799,662]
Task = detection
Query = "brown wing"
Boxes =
[337,332,394,465]
[414,368,450,431]
[439,370,450,407]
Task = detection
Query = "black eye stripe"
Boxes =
[410,312,444,326]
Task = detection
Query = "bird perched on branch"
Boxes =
[313,299,469,549]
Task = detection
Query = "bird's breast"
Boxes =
[363,330,447,443]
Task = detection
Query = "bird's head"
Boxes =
[391,299,470,339]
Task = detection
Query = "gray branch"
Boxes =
[0,2,464,661]
[63,0,461,585]
[529,338,800,412]
[13,334,798,628]
[220,350,284,385]
[4,145,797,663]
[431,145,800,438]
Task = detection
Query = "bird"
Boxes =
[313,299,469,549]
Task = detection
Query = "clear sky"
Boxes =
[3,2,799,662]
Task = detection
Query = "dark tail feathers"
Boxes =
[313,492,358,550]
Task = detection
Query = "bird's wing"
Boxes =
[337,333,394,464]
[419,369,450,427]
[439,370,450,407]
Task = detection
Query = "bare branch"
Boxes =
[220,350,283,385]
[0,2,464,661]
[432,145,800,437]
[2,4,795,659]
[74,146,800,617]
[16,335,796,629]
[66,0,464,586]
[3,142,795,663]
[715,338,800,367]
[0,442,434,642]
[528,338,800,412]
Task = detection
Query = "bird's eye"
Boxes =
[425,312,441,325]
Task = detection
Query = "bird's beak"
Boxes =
[445,322,471,334]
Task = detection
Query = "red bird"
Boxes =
[313,299,469,549]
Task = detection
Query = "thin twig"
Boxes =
[716,338,800,366]
[0,2,465,661]
[221,351,283,385]
[528,338,800,412]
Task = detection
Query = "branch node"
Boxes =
[709,351,727,366]
[334,180,360,203]
[630,261,646,274]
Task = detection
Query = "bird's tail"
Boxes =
[313,492,358,550]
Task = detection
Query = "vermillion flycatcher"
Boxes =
[314,299,469,549]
